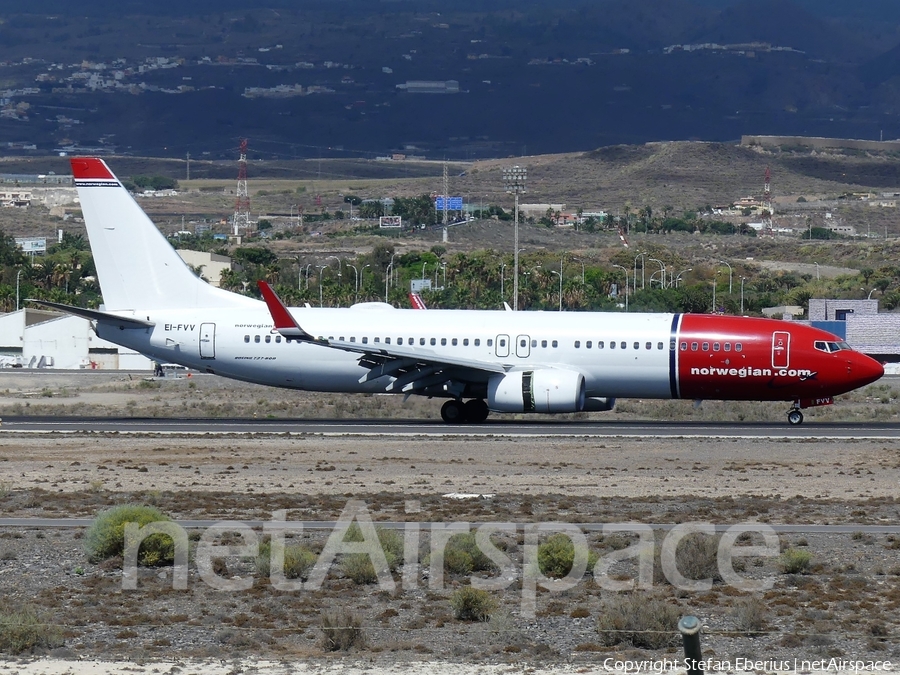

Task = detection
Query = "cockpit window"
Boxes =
[814,341,828,353]
[816,340,852,353]
[838,341,852,351]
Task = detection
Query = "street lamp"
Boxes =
[633,252,645,292]
[327,256,342,279]
[16,269,22,311]
[347,263,359,302]
[720,260,733,295]
[648,258,665,288]
[674,268,692,288]
[572,257,585,285]
[360,264,370,298]
[384,262,393,303]
[304,263,312,290]
[422,262,427,282]
[814,262,820,281]
[500,262,506,301]
[388,253,398,289]
[740,276,746,313]
[317,265,328,307]
[503,165,527,311]
[612,264,629,312]
[550,269,562,311]
[868,288,876,300]
[441,262,447,289]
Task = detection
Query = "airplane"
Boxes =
[34,157,884,426]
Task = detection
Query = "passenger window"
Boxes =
[575,341,581,348]
[713,342,720,351]
[724,343,731,352]
[691,342,698,351]
[701,342,709,351]
[339,336,345,341]
[735,343,743,352]
[487,339,493,347]
[645,342,652,350]
[276,336,282,343]
[475,339,481,346]
[350,337,356,343]
[541,340,548,348]
[385,338,391,344]
[374,337,380,343]
[362,337,368,344]
[452,338,458,346]
[398,338,403,345]
[463,339,469,346]
[634,342,640,350]
[254,335,260,343]
[598,341,604,349]
[586,341,592,349]
[441,338,447,346]
[409,338,413,345]
[430,338,436,346]
[532,339,537,348]
[621,341,627,350]
[265,335,271,343]
[680,342,687,351]
[610,341,616,350]
[552,340,558,348]
[244,335,250,343]
[499,338,506,347]
[659,342,665,350]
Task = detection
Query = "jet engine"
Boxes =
[583,397,616,412]
[487,369,586,413]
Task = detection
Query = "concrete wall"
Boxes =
[846,315,900,356]
[808,299,878,322]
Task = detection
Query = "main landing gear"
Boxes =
[787,405,804,426]
[441,398,490,424]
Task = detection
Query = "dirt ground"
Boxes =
[1,372,900,672]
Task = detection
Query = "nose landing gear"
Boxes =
[440,398,490,424]
[787,405,804,426]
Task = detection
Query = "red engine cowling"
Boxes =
[488,369,586,413]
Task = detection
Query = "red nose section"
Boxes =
[851,353,884,388]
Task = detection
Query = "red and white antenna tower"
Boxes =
[763,166,773,232]
[232,138,250,235]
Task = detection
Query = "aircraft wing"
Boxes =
[257,281,508,394]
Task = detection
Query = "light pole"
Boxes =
[304,263,312,290]
[327,256,342,280]
[612,264,628,312]
[422,262,427,283]
[720,260,733,295]
[634,252,645,292]
[348,263,359,302]
[500,262,506,301]
[648,258,665,289]
[384,263,392,303]
[551,268,562,311]
[573,257,585,284]
[675,268,692,288]
[388,253,398,289]
[868,288,876,300]
[740,276,746,313]
[360,264,370,298]
[317,265,328,307]
[441,262,447,289]
[503,165,527,311]
[814,262,820,281]
[712,271,719,313]
[16,269,22,311]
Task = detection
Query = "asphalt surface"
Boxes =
[2,416,900,439]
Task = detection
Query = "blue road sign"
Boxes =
[435,197,463,210]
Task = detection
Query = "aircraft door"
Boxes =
[199,323,216,359]
[495,334,510,358]
[516,334,531,358]
[772,331,790,369]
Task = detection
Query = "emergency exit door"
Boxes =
[199,323,216,359]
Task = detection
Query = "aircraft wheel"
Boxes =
[441,399,465,424]
[787,409,804,426]
[464,399,490,424]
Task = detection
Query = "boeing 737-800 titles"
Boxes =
[36,158,884,425]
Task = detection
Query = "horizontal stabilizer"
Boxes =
[27,300,155,329]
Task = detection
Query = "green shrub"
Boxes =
[321,609,365,651]
[596,594,680,649]
[537,533,599,579]
[443,532,496,575]
[83,504,175,566]
[779,548,812,574]
[339,524,404,583]
[655,532,721,584]
[0,607,64,654]
[255,540,316,580]
[450,586,496,622]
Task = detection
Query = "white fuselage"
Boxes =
[101,303,676,398]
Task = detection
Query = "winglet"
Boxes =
[70,157,119,184]
[257,281,313,339]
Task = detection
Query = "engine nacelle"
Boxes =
[487,369,586,413]
[583,397,616,412]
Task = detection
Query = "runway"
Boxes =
[2,416,900,439]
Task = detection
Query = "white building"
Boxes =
[175,250,232,287]
[0,309,151,370]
